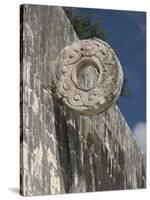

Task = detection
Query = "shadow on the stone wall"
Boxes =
[53,98,73,193]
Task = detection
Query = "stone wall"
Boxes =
[20,4,146,196]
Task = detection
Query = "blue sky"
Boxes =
[64,7,146,131]
[93,9,146,130]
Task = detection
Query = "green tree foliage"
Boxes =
[64,7,107,40]
[64,7,131,100]
[120,74,131,97]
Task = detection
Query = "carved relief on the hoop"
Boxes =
[54,39,123,115]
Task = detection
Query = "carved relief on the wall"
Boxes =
[54,38,123,115]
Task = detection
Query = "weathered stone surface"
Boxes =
[55,39,123,115]
[20,4,146,197]
[20,4,78,196]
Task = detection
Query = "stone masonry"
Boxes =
[20,4,146,196]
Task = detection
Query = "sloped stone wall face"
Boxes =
[20,4,146,196]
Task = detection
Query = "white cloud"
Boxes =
[133,122,146,154]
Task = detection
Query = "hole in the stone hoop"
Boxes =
[76,60,100,90]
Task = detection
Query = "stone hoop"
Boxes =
[54,38,123,115]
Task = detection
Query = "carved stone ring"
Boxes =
[54,38,123,115]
